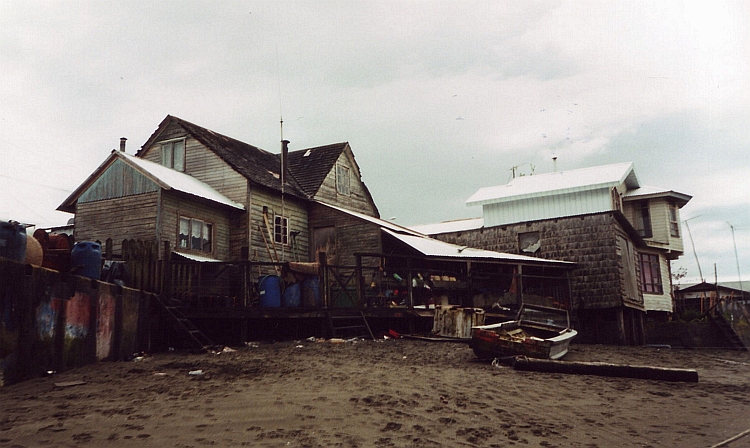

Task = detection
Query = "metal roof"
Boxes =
[315,201,424,237]
[466,162,639,206]
[408,217,484,235]
[59,151,245,212]
[623,186,692,207]
[382,228,574,267]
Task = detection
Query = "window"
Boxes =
[274,215,288,245]
[669,203,680,237]
[639,253,663,294]
[518,231,541,253]
[161,140,185,171]
[178,217,212,252]
[634,200,652,238]
[336,164,350,196]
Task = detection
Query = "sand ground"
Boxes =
[1,339,749,448]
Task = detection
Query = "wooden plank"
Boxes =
[512,356,699,382]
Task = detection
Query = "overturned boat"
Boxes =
[469,304,577,360]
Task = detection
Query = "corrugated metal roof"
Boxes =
[121,153,245,210]
[466,162,639,206]
[408,217,484,235]
[315,201,424,237]
[383,228,574,267]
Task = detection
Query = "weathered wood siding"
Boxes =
[642,252,673,312]
[308,203,381,266]
[433,212,645,311]
[248,188,309,263]
[160,191,233,261]
[74,192,159,253]
[313,147,378,217]
[482,187,613,227]
[622,197,685,256]
[138,122,248,205]
[78,159,158,203]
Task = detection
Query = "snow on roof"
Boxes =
[466,162,639,206]
[408,217,484,235]
[383,228,574,267]
[121,153,244,210]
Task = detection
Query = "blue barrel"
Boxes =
[302,276,320,307]
[71,241,102,280]
[259,275,282,307]
[0,221,27,262]
[282,283,301,307]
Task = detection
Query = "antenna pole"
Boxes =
[729,223,743,293]
[683,217,703,282]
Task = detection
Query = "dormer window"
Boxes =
[634,200,652,238]
[669,203,680,237]
[336,164,350,196]
[161,139,185,171]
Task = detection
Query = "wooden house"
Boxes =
[413,162,692,345]
[58,115,379,266]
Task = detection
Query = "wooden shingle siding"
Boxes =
[434,212,642,311]
[314,149,377,217]
[79,159,158,203]
[160,191,233,261]
[248,188,309,263]
[74,192,159,253]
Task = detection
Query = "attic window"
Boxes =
[336,164,350,196]
[161,139,185,171]
[519,232,541,253]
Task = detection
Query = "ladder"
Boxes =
[327,309,375,340]
[152,294,214,352]
[709,313,747,351]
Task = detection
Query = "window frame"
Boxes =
[638,252,663,294]
[178,216,213,253]
[634,200,653,238]
[336,164,351,196]
[669,202,680,238]
[161,139,186,172]
[274,214,289,246]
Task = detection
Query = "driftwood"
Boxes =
[512,356,699,382]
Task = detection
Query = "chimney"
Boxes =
[119,137,127,153]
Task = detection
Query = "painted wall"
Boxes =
[0,259,144,386]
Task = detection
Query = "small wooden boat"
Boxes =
[469,304,577,360]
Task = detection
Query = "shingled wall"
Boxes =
[435,213,626,307]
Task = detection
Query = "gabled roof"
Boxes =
[286,143,348,196]
[467,162,639,206]
[137,115,307,198]
[58,151,244,213]
[623,186,692,207]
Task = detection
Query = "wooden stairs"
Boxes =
[153,294,214,352]
[327,309,375,340]
[710,313,747,351]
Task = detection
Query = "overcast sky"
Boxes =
[1,1,748,284]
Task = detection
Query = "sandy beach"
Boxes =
[1,339,749,448]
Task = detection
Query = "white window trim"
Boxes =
[274,214,289,246]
